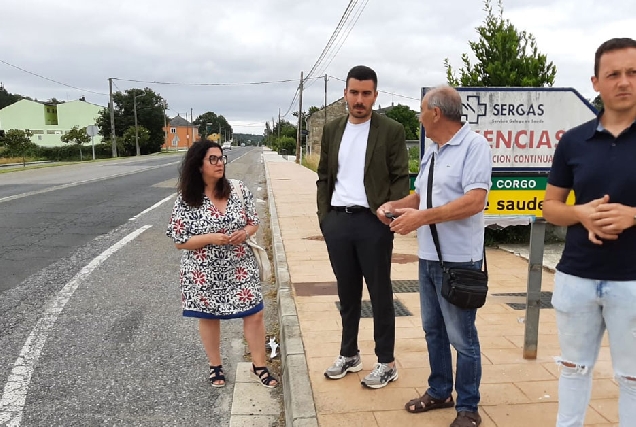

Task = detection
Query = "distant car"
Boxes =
[241,143,246,147]
[222,141,232,150]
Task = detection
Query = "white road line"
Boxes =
[129,194,175,221]
[0,162,180,205]
[0,225,153,427]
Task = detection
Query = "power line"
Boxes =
[112,80,122,92]
[304,0,358,82]
[112,77,297,86]
[310,0,370,85]
[281,88,300,119]
[328,75,419,101]
[0,59,108,96]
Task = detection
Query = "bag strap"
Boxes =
[425,154,488,274]
[426,155,445,268]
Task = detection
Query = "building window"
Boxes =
[38,135,43,141]
[170,128,176,134]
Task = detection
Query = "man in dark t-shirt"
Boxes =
[544,37,636,427]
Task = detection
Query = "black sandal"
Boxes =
[252,364,278,388]
[209,365,226,388]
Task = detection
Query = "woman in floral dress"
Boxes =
[166,140,277,388]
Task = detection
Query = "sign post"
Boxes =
[86,125,99,160]
[420,87,597,359]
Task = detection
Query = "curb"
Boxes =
[263,155,319,427]
[496,244,558,273]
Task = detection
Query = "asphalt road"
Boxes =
[0,146,281,426]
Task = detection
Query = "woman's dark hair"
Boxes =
[178,139,231,207]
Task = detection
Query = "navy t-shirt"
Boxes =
[548,116,636,281]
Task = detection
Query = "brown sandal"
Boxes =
[405,392,454,413]
[450,411,482,427]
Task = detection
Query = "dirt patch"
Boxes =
[391,253,419,264]
[234,149,284,423]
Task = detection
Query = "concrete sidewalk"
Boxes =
[263,150,618,427]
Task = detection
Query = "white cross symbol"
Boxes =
[461,95,487,124]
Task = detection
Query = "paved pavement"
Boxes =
[263,150,619,427]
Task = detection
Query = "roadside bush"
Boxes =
[273,136,296,155]
[408,146,420,173]
[33,143,114,161]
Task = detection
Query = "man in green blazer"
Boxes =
[316,65,409,389]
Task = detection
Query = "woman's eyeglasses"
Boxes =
[207,155,228,165]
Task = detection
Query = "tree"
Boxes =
[96,88,167,155]
[592,94,604,111]
[293,110,310,125]
[61,126,91,160]
[0,86,23,110]
[122,126,150,156]
[272,119,297,140]
[445,0,556,87]
[307,106,320,116]
[3,129,36,166]
[193,112,232,141]
[385,104,420,140]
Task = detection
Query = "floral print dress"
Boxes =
[166,180,262,319]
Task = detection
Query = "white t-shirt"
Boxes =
[331,119,371,207]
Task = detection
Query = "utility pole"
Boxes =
[295,71,303,163]
[190,107,193,146]
[133,93,140,156]
[278,108,281,139]
[162,100,169,151]
[108,78,117,157]
[324,74,328,125]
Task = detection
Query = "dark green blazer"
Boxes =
[316,111,410,223]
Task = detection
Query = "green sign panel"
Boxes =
[410,174,549,192]
[491,177,548,191]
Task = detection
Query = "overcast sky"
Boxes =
[1,0,634,135]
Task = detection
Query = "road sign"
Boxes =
[420,87,598,172]
[485,176,574,216]
[86,125,99,137]
[207,133,220,142]
[408,174,575,216]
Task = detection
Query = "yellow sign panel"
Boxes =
[485,190,575,217]
[207,133,221,142]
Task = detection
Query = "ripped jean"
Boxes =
[552,270,636,427]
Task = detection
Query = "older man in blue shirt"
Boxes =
[379,86,492,427]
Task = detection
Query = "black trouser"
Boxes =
[321,209,395,363]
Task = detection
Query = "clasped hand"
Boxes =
[581,195,635,245]
[210,230,247,246]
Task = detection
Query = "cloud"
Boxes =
[0,0,631,134]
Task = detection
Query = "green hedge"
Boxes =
[34,143,114,161]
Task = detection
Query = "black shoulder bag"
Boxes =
[427,154,489,309]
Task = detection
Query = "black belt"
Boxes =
[331,205,370,214]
